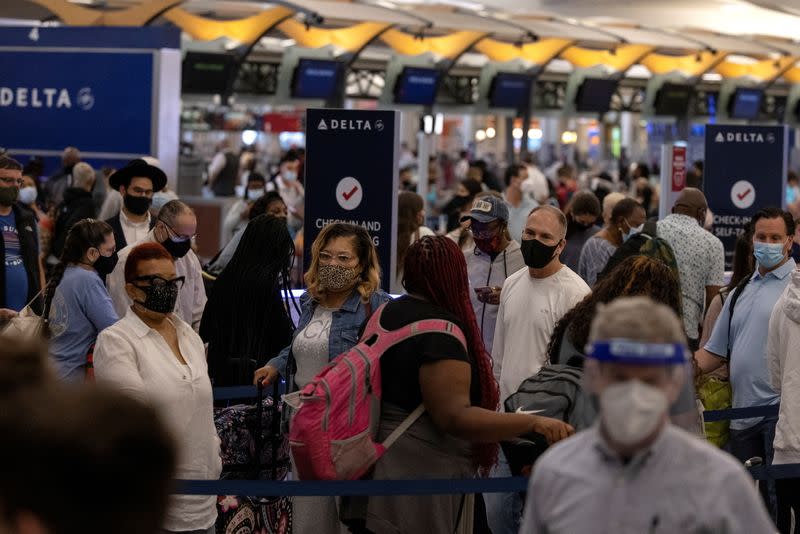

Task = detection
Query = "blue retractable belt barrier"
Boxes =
[213,386,260,401]
[175,477,530,496]
[702,404,780,422]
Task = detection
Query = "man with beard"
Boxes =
[0,156,40,321]
[105,159,166,251]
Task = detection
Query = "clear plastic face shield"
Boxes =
[582,298,696,450]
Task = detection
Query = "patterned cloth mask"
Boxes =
[318,264,359,292]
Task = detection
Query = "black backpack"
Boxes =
[502,364,596,474]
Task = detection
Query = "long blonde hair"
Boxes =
[305,223,381,303]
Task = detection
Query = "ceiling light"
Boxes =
[475,129,487,141]
[485,127,496,139]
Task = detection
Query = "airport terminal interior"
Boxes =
[2,1,800,533]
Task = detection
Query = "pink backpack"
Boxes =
[287,302,467,480]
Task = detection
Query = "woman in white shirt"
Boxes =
[94,241,221,534]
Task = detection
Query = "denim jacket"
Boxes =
[267,289,391,376]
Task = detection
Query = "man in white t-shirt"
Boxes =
[486,205,590,534]
[493,205,590,401]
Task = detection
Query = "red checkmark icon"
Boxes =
[737,188,752,201]
[342,186,359,201]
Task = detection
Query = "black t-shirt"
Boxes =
[375,295,479,413]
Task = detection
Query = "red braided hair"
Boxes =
[403,236,500,474]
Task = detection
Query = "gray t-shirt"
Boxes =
[292,306,333,387]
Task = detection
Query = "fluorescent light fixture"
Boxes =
[434,113,444,135]
[423,114,434,134]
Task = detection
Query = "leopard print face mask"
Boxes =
[318,264,360,291]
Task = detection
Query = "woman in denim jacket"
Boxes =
[254,223,389,534]
[254,222,389,390]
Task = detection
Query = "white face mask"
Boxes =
[282,169,297,181]
[600,380,668,447]
[18,186,38,205]
[247,188,265,201]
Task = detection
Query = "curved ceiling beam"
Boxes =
[475,38,574,67]
[641,50,727,77]
[162,6,294,44]
[27,0,185,26]
[783,66,800,83]
[379,29,488,62]
[560,44,654,72]
[715,56,797,81]
[277,19,393,54]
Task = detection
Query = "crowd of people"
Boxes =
[1,140,800,534]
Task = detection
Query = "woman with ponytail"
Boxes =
[47,218,119,382]
[200,214,295,386]
[362,236,573,534]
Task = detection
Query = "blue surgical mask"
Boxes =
[282,169,297,181]
[753,241,787,269]
[622,222,644,243]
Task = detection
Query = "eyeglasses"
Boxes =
[132,275,185,290]
[319,251,356,265]
[0,176,23,187]
[159,219,196,242]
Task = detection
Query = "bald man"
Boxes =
[657,188,725,350]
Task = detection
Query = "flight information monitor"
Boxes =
[575,78,618,113]
[489,72,533,110]
[291,59,343,100]
[394,67,441,106]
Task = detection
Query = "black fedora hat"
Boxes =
[109,159,167,192]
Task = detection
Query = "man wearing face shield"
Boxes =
[520,296,775,533]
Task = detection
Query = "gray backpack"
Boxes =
[502,364,597,474]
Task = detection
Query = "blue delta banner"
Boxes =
[304,109,400,291]
[0,50,154,157]
[704,124,788,268]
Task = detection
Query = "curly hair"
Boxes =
[546,255,682,363]
[403,236,499,474]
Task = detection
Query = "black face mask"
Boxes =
[566,218,593,238]
[160,236,191,259]
[134,284,180,314]
[93,252,119,277]
[521,238,560,269]
[124,194,152,216]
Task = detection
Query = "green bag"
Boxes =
[698,375,732,448]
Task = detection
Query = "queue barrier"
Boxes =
[196,388,793,495]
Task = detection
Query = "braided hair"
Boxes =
[43,219,113,331]
[403,235,499,474]
[199,215,296,385]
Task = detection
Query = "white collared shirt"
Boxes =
[119,208,152,248]
[521,424,775,533]
[94,309,221,532]
[106,229,207,331]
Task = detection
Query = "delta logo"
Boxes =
[0,86,95,111]
[318,119,384,132]
[714,131,776,144]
